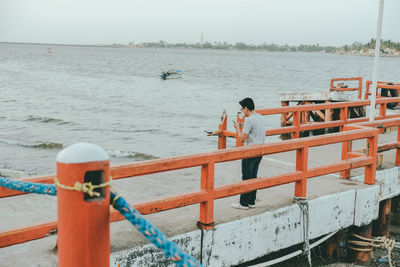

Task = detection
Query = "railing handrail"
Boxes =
[330,77,363,98]
[257,97,400,115]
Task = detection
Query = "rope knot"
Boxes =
[77,181,98,197]
[54,178,110,197]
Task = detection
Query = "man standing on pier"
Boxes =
[232,97,265,210]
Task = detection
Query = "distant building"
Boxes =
[200,33,204,46]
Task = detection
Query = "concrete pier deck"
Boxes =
[1,129,400,266]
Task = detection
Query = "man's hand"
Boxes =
[234,122,243,130]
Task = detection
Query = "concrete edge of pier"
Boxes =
[110,167,400,266]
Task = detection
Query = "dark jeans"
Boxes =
[240,156,262,207]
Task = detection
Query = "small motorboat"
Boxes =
[160,70,183,80]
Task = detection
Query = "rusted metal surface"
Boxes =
[377,142,400,153]
[348,224,373,264]
[373,198,391,238]
[323,233,339,259]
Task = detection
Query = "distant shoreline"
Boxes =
[0,41,105,48]
[1,41,399,57]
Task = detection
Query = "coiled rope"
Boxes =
[0,177,201,267]
[348,233,399,267]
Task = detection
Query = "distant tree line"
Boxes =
[126,39,400,56]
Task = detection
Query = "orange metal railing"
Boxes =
[1,123,387,248]
[341,118,400,178]
[330,77,363,99]
[364,80,400,100]
[217,97,400,149]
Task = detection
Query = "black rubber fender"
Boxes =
[381,83,398,109]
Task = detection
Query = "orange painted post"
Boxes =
[199,162,215,230]
[339,107,348,132]
[364,83,369,99]
[292,111,300,139]
[218,113,227,150]
[235,115,244,147]
[281,101,289,127]
[294,146,308,198]
[378,104,387,134]
[57,143,110,267]
[358,77,363,99]
[397,125,400,166]
[379,103,387,117]
[365,132,378,184]
[341,140,351,179]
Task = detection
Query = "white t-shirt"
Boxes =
[242,113,265,146]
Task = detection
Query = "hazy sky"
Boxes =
[1,0,399,46]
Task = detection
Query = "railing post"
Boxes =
[397,125,400,166]
[341,140,352,179]
[218,113,227,150]
[295,146,308,198]
[339,107,348,132]
[365,131,378,184]
[281,101,289,127]
[57,143,110,267]
[358,77,363,99]
[292,111,300,139]
[235,115,244,147]
[200,162,215,230]
[379,102,387,117]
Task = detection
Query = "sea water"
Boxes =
[1,43,399,175]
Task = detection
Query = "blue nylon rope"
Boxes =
[110,191,201,267]
[0,177,201,267]
[0,177,57,196]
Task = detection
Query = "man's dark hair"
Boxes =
[239,97,255,111]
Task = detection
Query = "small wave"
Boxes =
[26,115,70,125]
[32,142,63,149]
[107,150,158,160]
[111,129,161,133]
[0,139,63,149]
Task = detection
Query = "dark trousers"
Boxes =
[240,156,262,207]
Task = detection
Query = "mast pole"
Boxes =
[369,0,385,122]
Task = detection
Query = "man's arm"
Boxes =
[234,122,248,143]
